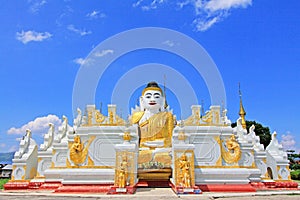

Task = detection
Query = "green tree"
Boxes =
[231,120,271,149]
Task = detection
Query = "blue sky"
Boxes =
[0,0,299,153]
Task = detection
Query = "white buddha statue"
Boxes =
[131,81,174,171]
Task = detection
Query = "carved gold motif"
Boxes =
[174,150,195,188]
[213,136,222,166]
[221,134,241,164]
[184,111,201,126]
[87,111,93,125]
[95,110,105,123]
[153,153,172,166]
[215,111,220,124]
[184,108,225,126]
[117,155,128,188]
[115,151,135,187]
[109,110,114,124]
[179,154,191,187]
[82,107,126,126]
[202,110,212,124]
[123,131,131,142]
[178,131,186,141]
[69,135,95,166]
[115,114,126,126]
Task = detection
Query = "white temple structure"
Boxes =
[5,81,297,194]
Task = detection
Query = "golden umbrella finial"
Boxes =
[239,83,247,129]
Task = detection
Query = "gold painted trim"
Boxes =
[214,136,222,166]
[195,165,256,169]
[34,175,45,179]
[52,165,114,169]
[8,180,30,183]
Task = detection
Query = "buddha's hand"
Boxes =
[143,139,164,148]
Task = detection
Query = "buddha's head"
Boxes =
[140,81,165,112]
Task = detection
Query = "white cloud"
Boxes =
[73,58,86,65]
[86,10,106,19]
[67,24,92,36]
[280,132,297,151]
[28,0,47,14]
[73,57,96,66]
[162,40,176,47]
[191,0,252,31]
[0,143,6,148]
[7,115,62,135]
[133,0,166,11]
[133,0,252,31]
[73,50,113,66]
[193,16,220,31]
[94,49,114,57]
[205,0,252,12]
[16,30,52,44]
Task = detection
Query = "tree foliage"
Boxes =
[231,120,271,149]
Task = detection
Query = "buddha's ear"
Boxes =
[139,96,144,111]
[161,96,166,111]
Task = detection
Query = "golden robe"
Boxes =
[132,111,174,168]
[132,111,174,148]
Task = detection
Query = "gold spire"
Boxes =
[239,83,247,129]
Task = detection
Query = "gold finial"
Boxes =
[200,99,204,118]
[123,131,131,142]
[164,75,168,110]
[221,100,225,113]
[238,83,247,129]
[178,131,186,141]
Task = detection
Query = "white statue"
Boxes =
[235,117,247,140]
[221,109,231,125]
[40,123,54,151]
[131,81,174,170]
[56,115,69,142]
[15,129,32,159]
[248,124,264,151]
[73,108,82,132]
[266,131,280,152]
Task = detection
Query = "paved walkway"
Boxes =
[1,188,300,200]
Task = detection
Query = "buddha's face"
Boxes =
[141,90,164,111]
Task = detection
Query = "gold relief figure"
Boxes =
[184,110,201,126]
[95,110,105,124]
[179,154,191,188]
[87,111,92,125]
[215,111,220,124]
[117,155,128,188]
[109,110,114,124]
[69,135,94,166]
[115,114,126,126]
[202,110,213,124]
[221,134,241,164]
